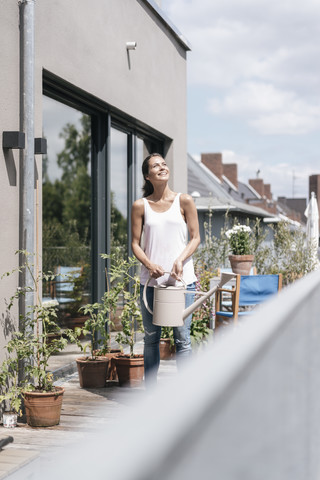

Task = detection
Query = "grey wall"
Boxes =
[0,1,21,349]
[35,0,188,190]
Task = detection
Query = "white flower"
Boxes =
[226,225,251,237]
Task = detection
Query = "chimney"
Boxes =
[223,163,238,189]
[249,178,264,197]
[201,153,223,180]
[264,184,272,200]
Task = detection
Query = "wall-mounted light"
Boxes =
[126,41,137,50]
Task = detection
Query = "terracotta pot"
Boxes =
[23,387,64,427]
[114,354,144,387]
[229,254,254,275]
[159,338,176,360]
[76,356,109,388]
[104,350,122,381]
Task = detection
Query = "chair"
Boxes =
[215,273,282,324]
[216,267,256,312]
[45,266,83,308]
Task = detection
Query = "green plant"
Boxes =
[191,270,213,345]
[254,221,317,285]
[0,251,72,400]
[101,251,143,358]
[193,208,229,274]
[195,212,317,290]
[225,223,253,255]
[161,327,174,347]
[0,350,24,415]
[73,271,120,358]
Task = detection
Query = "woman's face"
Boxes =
[146,156,170,185]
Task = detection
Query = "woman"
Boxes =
[131,153,200,386]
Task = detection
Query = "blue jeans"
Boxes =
[140,283,195,387]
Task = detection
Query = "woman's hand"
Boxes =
[171,259,183,281]
[148,263,165,279]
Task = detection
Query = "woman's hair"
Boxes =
[142,153,163,197]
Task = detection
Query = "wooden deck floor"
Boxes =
[0,359,177,479]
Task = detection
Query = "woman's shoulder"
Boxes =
[179,193,195,206]
[132,198,145,213]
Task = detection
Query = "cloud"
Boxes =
[161,0,320,135]
[208,82,320,134]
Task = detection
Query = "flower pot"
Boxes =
[2,411,18,429]
[104,350,122,381]
[114,354,144,387]
[229,255,254,275]
[159,338,176,360]
[23,387,64,427]
[76,356,109,388]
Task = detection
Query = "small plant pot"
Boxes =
[23,387,65,427]
[76,357,109,388]
[159,338,176,360]
[229,255,254,275]
[2,411,18,429]
[115,354,144,387]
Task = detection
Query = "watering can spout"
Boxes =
[182,272,236,320]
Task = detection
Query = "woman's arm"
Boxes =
[171,194,201,280]
[131,199,165,279]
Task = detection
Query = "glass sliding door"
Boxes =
[42,95,91,328]
[110,127,128,256]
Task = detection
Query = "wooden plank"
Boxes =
[0,449,39,479]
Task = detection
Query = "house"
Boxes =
[188,153,274,240]
[0,0,190,355]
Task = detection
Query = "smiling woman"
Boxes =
[131,153,201,387]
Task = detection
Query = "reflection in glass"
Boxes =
[135,137,144,200]
[42,96,91,328]
[110,128,128,256]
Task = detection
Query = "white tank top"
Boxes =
[140,193,197,287]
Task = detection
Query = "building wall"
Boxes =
[0,0,189,355]
[35,0,188,190]
[0,1,21,349]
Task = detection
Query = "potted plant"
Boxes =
[225,223,254,275]
[159,327,175,360]
[0,251,74,427]
[0,350,24,428]
[102,252,144,387]
[72,301,111,389]
[71,252,133,387]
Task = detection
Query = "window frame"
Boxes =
[43,71,167,303]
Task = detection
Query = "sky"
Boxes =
[160,0,320,200]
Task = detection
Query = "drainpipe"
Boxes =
[19,0,35,323]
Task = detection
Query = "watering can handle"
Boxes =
[143,272,187,315]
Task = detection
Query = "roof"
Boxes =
[188,154,274,218]
[188,154,233,202]
[193,196,272,217]
[143,0,192,51]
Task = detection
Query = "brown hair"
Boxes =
[141,153,164,197]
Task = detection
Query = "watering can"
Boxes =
[143,272,236,327]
